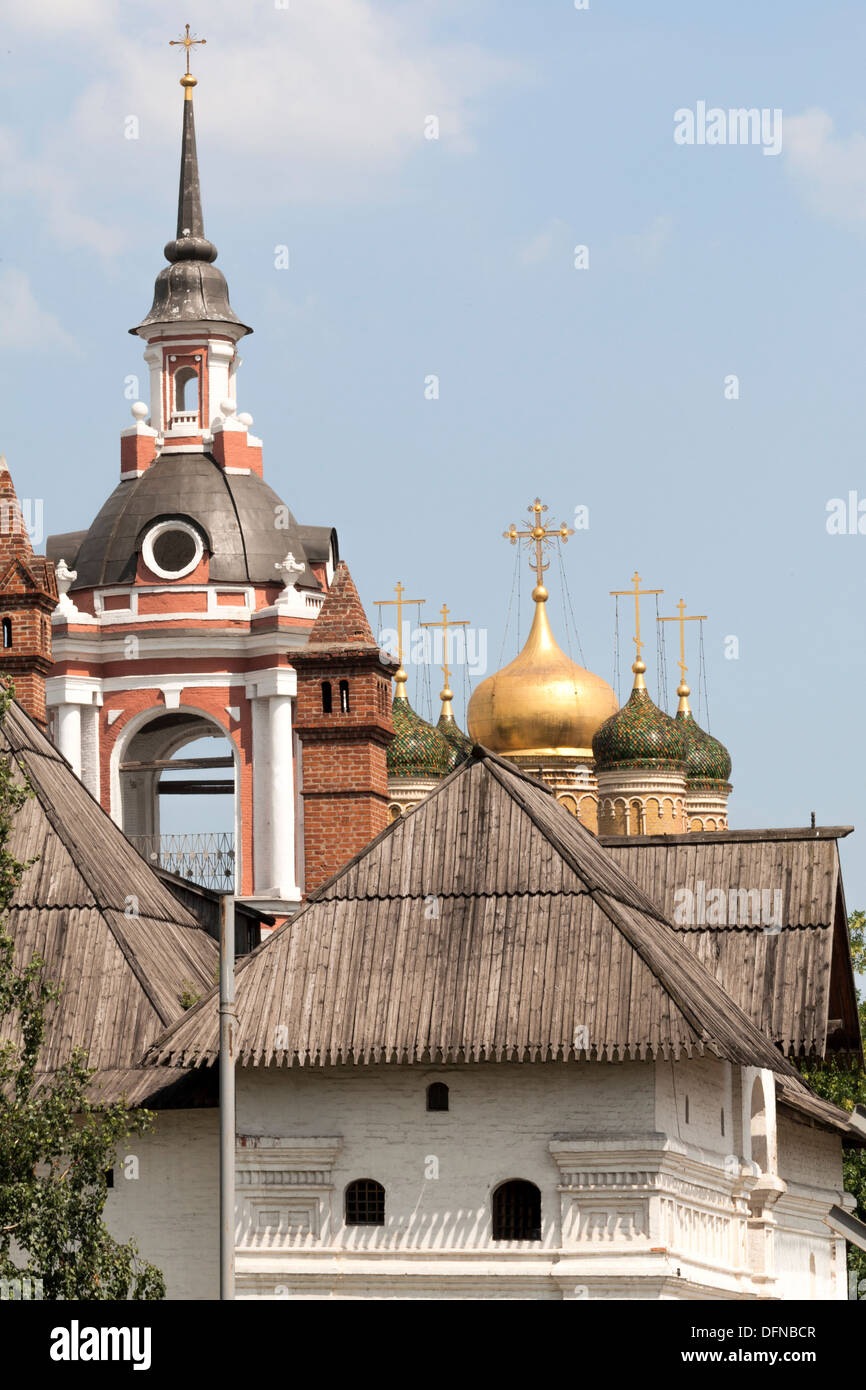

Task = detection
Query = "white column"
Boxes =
[143,345,164,432]
[79,703,101,799]
[56,703,82,778]
[245,668,299,906]
[269,693,296,898]
[250,697,269,894]
[45,676,103,789]
[207,338,236,428]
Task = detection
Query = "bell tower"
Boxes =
[42,37,380,919]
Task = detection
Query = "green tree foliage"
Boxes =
[801,909,866,1291]
[0,688,164,1299]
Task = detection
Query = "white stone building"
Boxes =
[145,748,866,1300]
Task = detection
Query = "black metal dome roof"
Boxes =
[65,452,320,591]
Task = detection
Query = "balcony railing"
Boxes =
[128,832,235,892]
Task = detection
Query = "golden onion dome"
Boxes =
[467,585,618,757]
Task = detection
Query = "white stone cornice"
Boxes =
[245,668,297,700]
[45,675,103,706]
[50,628,312,664]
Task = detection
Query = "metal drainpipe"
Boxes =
[219,894,236,1300]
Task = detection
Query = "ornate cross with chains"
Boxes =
[420,603,470,691]
[610,571,664,663]
[374,581,425,671]
[658,598,707,685]
[503,497,573,591]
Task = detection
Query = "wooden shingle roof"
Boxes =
[0,699,218,1083]
[146,750,803,1075]
[602,832,862,1060]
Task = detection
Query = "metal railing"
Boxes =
[128,832,235,892]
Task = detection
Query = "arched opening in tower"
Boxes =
[118,710,236,892]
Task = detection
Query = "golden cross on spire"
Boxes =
[375,582,425,690]
[170,24,207,78]
[421,603,470,696]
[658,599,707,688]
[504,498,573,595]
[610,571,663,665]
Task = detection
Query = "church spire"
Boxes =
[131,31,250,338]
[170,25,211,251]
[171,74,211,254]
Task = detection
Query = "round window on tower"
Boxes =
[141,519,205,581]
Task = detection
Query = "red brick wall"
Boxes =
[294,651,394,893]
[0,590,55,728]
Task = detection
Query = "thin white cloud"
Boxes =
[0,0,524,256]
[0,269,76,351]
[519,218,569,266]
[615,214,674,267]
[784,107,866,225]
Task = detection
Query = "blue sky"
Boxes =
[3,1,866,911]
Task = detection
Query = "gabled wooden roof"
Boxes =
[602,832,862,1060]
[0,699,218,1076]
[146,750,802,1075]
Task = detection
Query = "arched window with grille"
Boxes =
[426,1082,449,1112]
[345,1178,385,1226]
[491,1179,541,1241]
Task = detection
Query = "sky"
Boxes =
[2,0,866,909]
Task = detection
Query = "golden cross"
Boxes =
[374,581,425,670]
[504,497,574,589]
[610,571,664,662]
[420,603,470,690]
[658,598,707,685]
[170,24,207,77]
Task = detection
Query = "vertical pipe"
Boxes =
[219,894,236,1300]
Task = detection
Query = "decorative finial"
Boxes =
[274,551,305,602]
[421,603,470,721]
[504,497,574,603]
[170,24,206,95]
[658,598,706,713]
[375,582,425,698]
[55,559,80,618]
[610,571,663,684]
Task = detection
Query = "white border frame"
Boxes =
[142,519,204,581]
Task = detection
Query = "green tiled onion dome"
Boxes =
[436,689,473,771]
[592,662,689,771]
[674,687,732,785]
[388,682,453,780]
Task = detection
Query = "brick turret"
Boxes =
[0,456,56,728]
[293,562,396,893]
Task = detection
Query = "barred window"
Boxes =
[492,1180,541,1241]
[426,1082,449,1112]
[345,1178,385,1226]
